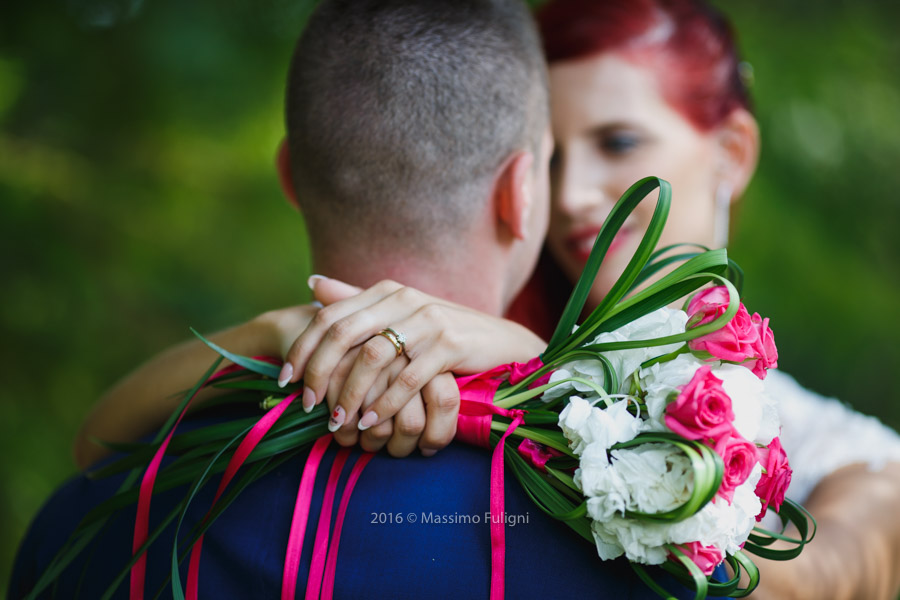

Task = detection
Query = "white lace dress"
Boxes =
[759,370,900,529]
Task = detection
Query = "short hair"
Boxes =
[286,0,548,258]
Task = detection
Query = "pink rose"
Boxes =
[665,366,734,441]
[711,429,758,503]
[745,313,778,379]
[671,541,723,576]
[686,286,778,380]
[686,284,730,313]
[754,436,792,521]
[687,287,759,364]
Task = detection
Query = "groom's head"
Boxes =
[278,0,550,307]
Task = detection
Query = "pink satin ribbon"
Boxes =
[304,447,351,600]
[319,452,374,600]
[454,357,547,448]
[454,357,545,600]
[131,359,375,600]
[281,436,375,600]
[457,399,525,600]
[517,439,564,472]
[282,435,334,600]
[129,357,280,600]
[185,388,301,600]
[131,407,187,600]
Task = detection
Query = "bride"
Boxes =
[276,1,900,597]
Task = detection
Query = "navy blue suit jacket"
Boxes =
[11,414,716,599]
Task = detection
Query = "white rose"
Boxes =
[583,399,642,450]
[729,466,764,548]
[599,517,670,564]
[558,396,593,454]
[542,359,608,401]
[586,491,628,522]
[609,444,693,514]
[580,444,628,520]
[589,308,689,393]
[590,520,626,561]
[560,397,643,455]
[665,465,762,554]
[715,364,779,445]
[585,462,764,566]
[541,367,576,401]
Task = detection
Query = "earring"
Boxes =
[713,181,733,248]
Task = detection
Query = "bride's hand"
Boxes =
[280,276,545,457]
[322,345,449,458]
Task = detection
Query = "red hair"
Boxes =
[536,0,751,131]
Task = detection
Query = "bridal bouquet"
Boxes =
[485,297,798,597]
[447,178,811,598]
[27,177,813,600]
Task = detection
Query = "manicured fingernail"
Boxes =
[307,274,326,291]
[421,448,437,458]
[302,387,316,413]
[357,411,378,431]
[310,300,323,308]
[328,406,345,432]
[277,363,293,388]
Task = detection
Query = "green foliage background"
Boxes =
[1,0,898,591]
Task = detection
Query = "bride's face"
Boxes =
[547,53,724,309]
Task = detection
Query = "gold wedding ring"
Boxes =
[376,327,407,357]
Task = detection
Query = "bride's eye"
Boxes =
[599,131,642,156]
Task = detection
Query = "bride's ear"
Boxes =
[494,150,535,241]
[716,108,760,199]
[276,139,300,209]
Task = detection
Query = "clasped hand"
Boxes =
[277,277,545,458]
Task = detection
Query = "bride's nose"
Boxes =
[552,149,610,216]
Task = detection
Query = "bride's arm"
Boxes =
[750,462,900,600]
[76,278,544,471]
[73,306,315,470]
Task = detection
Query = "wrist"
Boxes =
[252,305,318,359]
[249,311,289,359]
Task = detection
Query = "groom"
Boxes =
[11,0,703,598]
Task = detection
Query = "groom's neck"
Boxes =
[314,250,508,316]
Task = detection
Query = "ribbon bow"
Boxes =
[454,357,546,600]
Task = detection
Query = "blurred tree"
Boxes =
[0,0,318,586]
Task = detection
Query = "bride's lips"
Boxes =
[565,225,632,264]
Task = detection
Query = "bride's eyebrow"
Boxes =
[589,121,644,135]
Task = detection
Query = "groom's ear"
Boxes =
[276,139,300,209]
[494,150,535,241]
